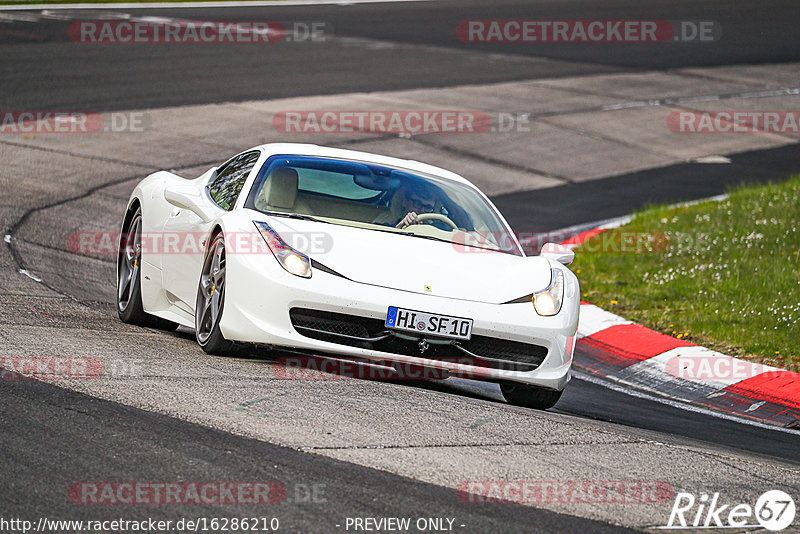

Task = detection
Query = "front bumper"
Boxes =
[220,254,578,390]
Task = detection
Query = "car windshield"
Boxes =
[244,155,522,256]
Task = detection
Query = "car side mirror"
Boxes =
[539,242,575,265]
[164,185,216,223]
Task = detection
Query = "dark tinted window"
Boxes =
[208,151,260,210]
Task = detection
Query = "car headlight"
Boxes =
[533,269,564,316]
[254,221,311,278]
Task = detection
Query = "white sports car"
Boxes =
[117,143,579,409]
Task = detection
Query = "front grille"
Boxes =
[466,336,548,364]
[289,308,375,349]
[289,308,548,372]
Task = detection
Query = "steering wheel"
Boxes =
[402,212,459,230]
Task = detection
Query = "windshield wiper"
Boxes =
[400,232,447,243]
[263,211,328,224]
[385,230,461,246]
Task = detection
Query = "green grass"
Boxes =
[571,175,800,370]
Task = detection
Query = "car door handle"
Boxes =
[170,208,181,217]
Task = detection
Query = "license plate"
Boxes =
[385,306,473,340]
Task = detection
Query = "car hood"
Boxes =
[267,217,553,304]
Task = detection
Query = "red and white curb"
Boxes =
[559,209,800,430]
[574,304,800,429]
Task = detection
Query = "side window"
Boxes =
[208,151,260,210]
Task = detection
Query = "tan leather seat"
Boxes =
[372,188,407,226]
[254,167,314,214]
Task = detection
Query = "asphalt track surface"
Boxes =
[0,0,798,110]
[2,0,800,532]
[1,375,634,533]
[494,143,800,231]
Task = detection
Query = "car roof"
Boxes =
[253,143,474,188]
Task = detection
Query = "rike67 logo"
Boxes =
[664,490,796,531]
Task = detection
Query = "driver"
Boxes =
[374,184,437,228]
[395,189,437,228]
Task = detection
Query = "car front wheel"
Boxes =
[195,232,236,355]
[500,382,563,410]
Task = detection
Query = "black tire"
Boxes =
[195,232,237,355]
[500,382,563,410]
[117,207,179,331]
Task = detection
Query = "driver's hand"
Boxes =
[396,212,418,228]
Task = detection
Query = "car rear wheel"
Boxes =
[195,233,237,355]
[500,382,563,410]
[117,207,179,330]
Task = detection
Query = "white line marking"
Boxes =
[745,401,766,412]
[668,193,728,209]
[674,94,720,103]
[598,87,800,112]
[595,216,632,230]
[572,368,800,436]
[0,11,39,21]
[520,193,730,251]
[738,88,798,98]
[19,269,42,282]
[601,101,648,111]
[691,155,731,164]
[577,303,633,339]
[518,215,634,250]
[39,8,79,19]
[0,0,431,11]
